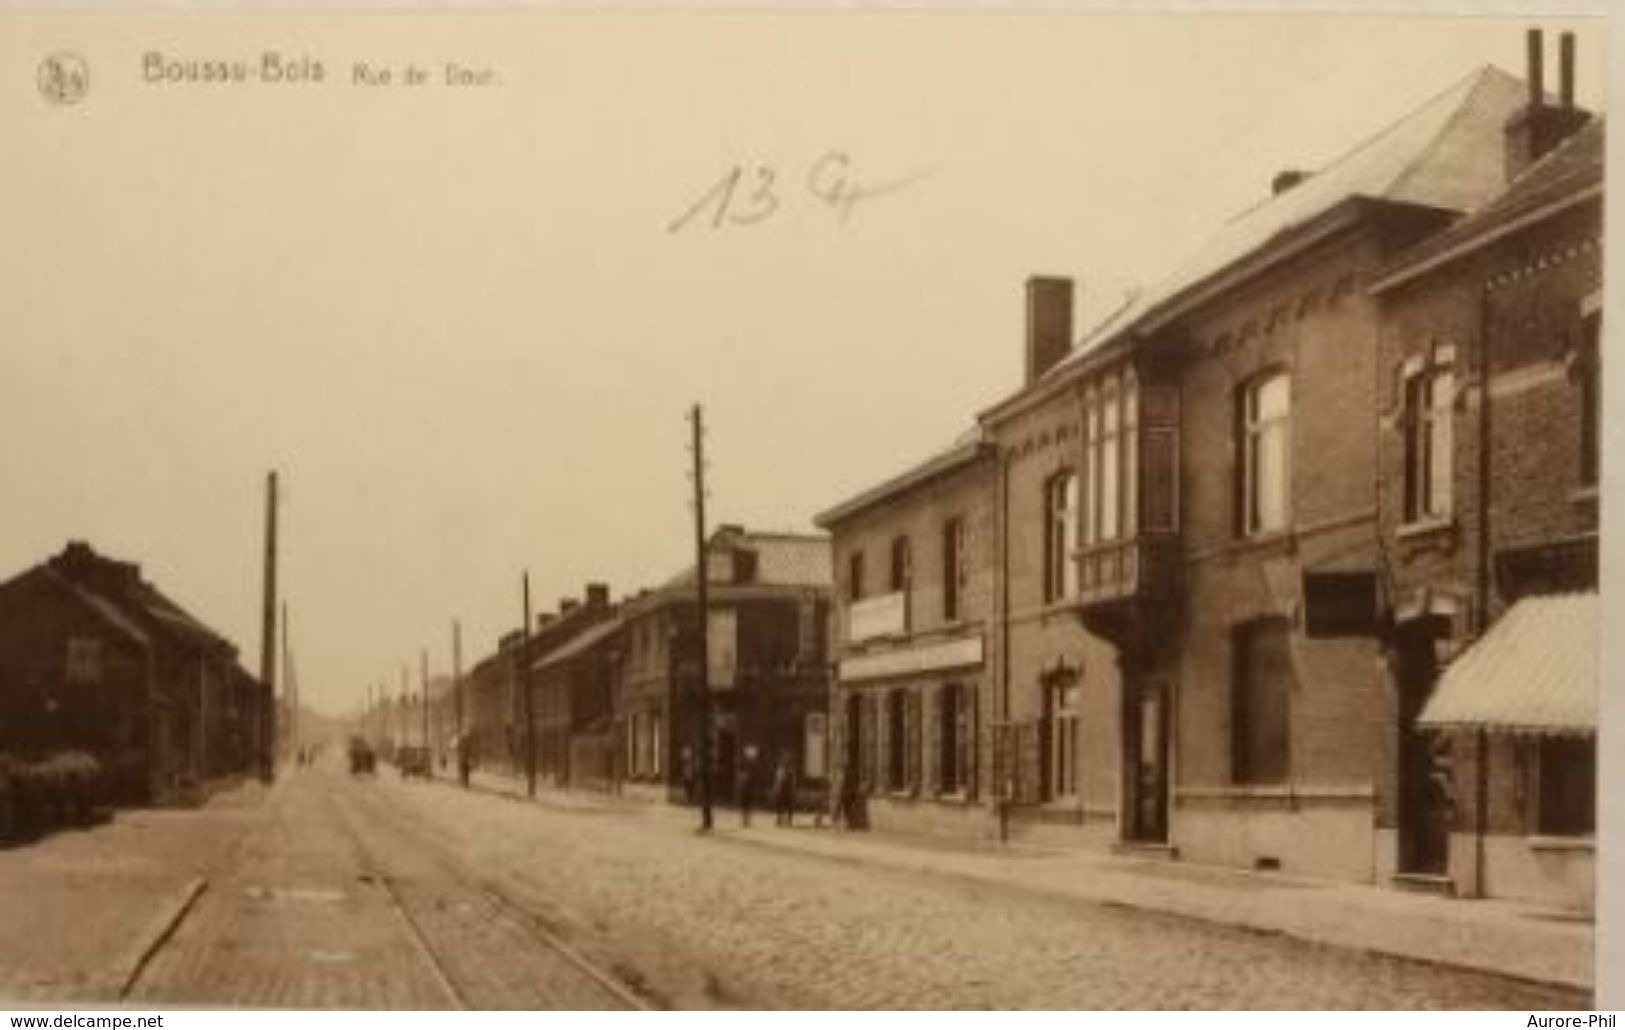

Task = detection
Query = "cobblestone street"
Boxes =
[1,760,1590,1009]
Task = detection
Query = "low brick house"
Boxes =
[1369,94,1600,911]
[531,607,622,790]
[0,541,267,803]
[816,432,996,836]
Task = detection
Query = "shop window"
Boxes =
[938,683,974,795]
[1537,737,1595,836]
[885,689,908,792]
[1232,618,1293,784]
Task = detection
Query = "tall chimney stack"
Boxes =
[1504,26,1587,182]
[1024,276,1073,385]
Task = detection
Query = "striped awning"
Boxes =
[1418,593,1597,735]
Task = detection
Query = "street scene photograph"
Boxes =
[0,8,1611,1012]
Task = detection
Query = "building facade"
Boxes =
[0,541,267,804]
[1371,105,1601,911]
[618,527,831,808]
[817,434,996,836]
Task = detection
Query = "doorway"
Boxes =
[1122,680,1169,843]
[1396,620,1450,874]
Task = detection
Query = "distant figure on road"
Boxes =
[736,752,756,828]
[772,753,797,827]
[459,737,474,789]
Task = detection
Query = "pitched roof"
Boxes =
[1372,115,1605,291]
[532,616,623,671]
[1418,593,1596,735]
[1001,65,1529,404]
[814,429,992,528]
[662,530,832,591]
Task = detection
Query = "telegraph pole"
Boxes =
[420,648,431,773]
[257,470,279,783]
[689,404,714,831]
[453,619,465,788]
[521,573,537,797]
[281,602,293,759]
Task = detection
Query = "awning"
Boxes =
[1418,593,1597,736]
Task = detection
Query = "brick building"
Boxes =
[531,600,622,790]
[458,583,613,781]
[1369,78,1600,912]
[617,526,831,807]
[816,432,996,836]
[0,542,267,804]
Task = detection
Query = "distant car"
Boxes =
[396,746,431,778]
[348,738,376,776]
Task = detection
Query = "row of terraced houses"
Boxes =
[814,36,1600,913]
[373,32,1601,915]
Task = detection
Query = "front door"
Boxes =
[1396,623,1450,874]
[1123,681,1169,842]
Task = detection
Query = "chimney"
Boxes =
[1505,28,1588,181]
[585,583,610,609]
[715,523,745,538]
[537,613,555,629]
[559,598,579,617]
[1271,169,1311,195]
[1024,276,1073,385]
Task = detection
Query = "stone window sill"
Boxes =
[1397,517,1455,541]
[1528,834,1594,853]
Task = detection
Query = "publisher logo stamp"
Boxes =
[38,52,89,105]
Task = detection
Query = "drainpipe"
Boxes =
[998,442,1013,845]
[1472,281,1494,898]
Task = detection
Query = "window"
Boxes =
[804,713,828,779]
[65,637,102,684]
[890,535,912,593]
[1080,369,1141,549]
[1404,345,1456,522]
[1232,618,1293,785]
[1239,372,1291,535]
[1537,737,1594,836]
[885,689,909,791]
[650,711,663,776]
[848,551,865,602]
[1045,677,1080,800]
[938,683,973,794]
[706,608,737,688]
[943,517,967,621]
[1043,471,1079,602]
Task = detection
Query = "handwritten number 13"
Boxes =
[668,165,780,234]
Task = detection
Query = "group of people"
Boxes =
[683,748,805,828]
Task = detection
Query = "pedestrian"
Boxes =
[736,752,755,828]
[459,736,474,789]
[772,753,797,827]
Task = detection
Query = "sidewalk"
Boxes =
[0,778,267,1004]
[439,769,1594,994]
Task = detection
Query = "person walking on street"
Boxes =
[772,753,797,827]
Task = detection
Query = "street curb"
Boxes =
[109,875,208,999]
[710,829,1595,998]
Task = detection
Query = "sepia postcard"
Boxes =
[0,3,1616,1014]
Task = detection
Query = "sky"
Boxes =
[0,10,1607,716]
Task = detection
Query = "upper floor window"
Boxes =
[65,636,102,684]
[890,535,912,594]
[1404,345,1456,523]
[942,517,967,621]
[1043,470,1080,602]
[1239,372,1291,536]
[847,551,865,602]
[1080,371,1140,548]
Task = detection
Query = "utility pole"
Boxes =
[453,619,465,788]
[257,470,279,783]
[522,573,537,797]
[689,404,713,831]
[400,665,409,755]
[281,602,293,759]
[420,648,431,774]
